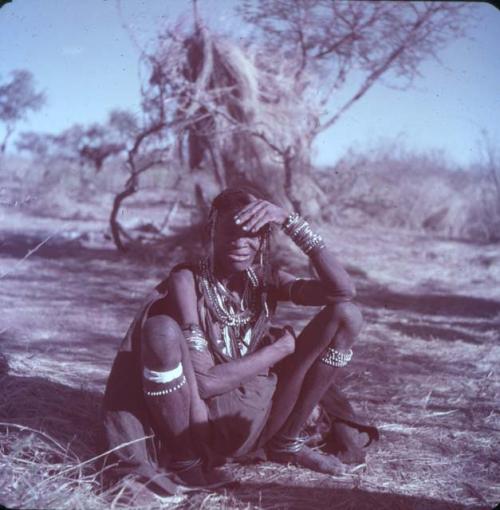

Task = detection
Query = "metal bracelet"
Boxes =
[169,456,203,473]
[282,212,300,233]
[269,433,308,454]
[181,324,209,352]
[303,234,326,254]
[283,213,325,256]
[290,221,309,242]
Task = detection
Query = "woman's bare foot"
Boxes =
[171,461,236,489]
[268,445,345,475]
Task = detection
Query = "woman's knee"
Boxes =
[142,315,183,369]
[323,302,363,343]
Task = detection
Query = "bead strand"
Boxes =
[199,257,259,327]
[144,376,187,397]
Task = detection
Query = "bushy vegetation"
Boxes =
[317,143,500,243]
[4,137,499,244]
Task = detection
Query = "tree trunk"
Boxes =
[0,125,14,154]
[283,148,304,215]
[109,182,136,252]
[206,142,226,189]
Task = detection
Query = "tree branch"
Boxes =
[315,6,435,136]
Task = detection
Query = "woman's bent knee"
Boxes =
[323,302,363,341]
[142,315,183,369]
[339,302,363,338]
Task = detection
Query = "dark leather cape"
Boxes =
[100,274,378,495]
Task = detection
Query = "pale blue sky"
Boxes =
[1,0,499,168]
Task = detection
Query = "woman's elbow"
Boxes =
[325,284,356,302]
[345,283,356,300]
[197,379,213,400]
[196,376,225,400]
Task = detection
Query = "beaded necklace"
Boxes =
[198,256,263,357]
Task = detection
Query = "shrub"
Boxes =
[318,143,500,243]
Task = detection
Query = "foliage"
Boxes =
[0,69,45,153]
[477,129,500,217]
[129,0,476,220]
[144,21,315,208]
[16,111,139,172]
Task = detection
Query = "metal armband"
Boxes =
[282,212,326,255]
[181,324,209,353]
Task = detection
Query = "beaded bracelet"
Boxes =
[320,347,353,368]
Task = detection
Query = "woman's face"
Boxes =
[212,206,263,273]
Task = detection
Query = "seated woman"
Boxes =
[102,187,377,495]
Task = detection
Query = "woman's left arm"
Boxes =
[234,200,356,306]
[302,245,356,302]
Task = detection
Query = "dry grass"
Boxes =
[0,352,113,509]
[0,357,191,509]
[1,169,499,509]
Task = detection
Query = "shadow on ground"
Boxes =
[223,481,486,510]
[388,322,485,344]
[358,286,500,320]
[0,354,103,461]
[0,224,202,266]
[1,229,497,509]
[0,231,121,262]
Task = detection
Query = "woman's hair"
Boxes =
[210,186,269,215]
[206,186,273,268]
[206,186,276,351]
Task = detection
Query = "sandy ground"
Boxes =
[1,190,499,509]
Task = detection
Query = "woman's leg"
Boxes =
[278,302,363,438]
[142,315,198,464]
[261,302,363,472]
[142,313,230,487]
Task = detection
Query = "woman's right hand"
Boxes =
[272,326,296,357]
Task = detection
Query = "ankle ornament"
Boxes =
[169,457,203,473]
[269,433,308,454]
[320,347,353,367]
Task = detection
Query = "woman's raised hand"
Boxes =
[233,199,289,233]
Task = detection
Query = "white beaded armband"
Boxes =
[143,362,187,397]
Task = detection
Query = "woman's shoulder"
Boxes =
[154,261,199,294]
[170,261,202,289]
[171,260,198,275]
[170,261,195,275]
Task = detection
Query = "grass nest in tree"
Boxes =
[151,21,315,207]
